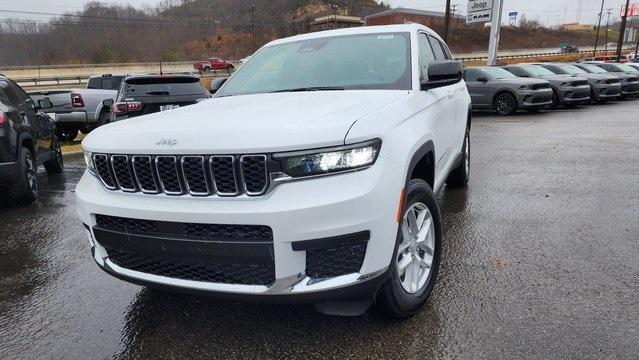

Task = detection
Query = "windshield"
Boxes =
[557,64,587,75]
[218,32,412,97]
[483,67,516,79]
[581,64,607,73]
[122,77,206,97]
[614,64,639,73]
[521,65,555,77]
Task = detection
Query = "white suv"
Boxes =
[76,24,471,318]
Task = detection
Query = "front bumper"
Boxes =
[621,82,639,96]
[76,155,403,299]
[592,83,622,100]
[0,160,19,181]
[517,89,554,108]
[558,85,591,103]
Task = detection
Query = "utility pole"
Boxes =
[605,8,613,51]
[249,4,255,51]
[577,0,582,23]
[487,0,504,66]
[563,7,567,25]
[617,0,631,61]
[594,0,606,57]
[450,4,458,40]
[443,0,452,41]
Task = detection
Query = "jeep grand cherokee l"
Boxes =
[76,25,471,318]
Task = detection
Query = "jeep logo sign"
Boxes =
[467,0,494,24]
[156,138,178,146]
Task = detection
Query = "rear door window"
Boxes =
[123,77,207,97]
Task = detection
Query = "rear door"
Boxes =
[415,32,453,173]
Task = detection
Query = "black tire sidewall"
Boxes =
[495,93,517,115]
[17,147,38,203]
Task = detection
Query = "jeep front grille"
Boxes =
[93,153,269,197]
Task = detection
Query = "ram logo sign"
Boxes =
[467,0,494,24]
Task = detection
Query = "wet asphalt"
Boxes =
[1,100,638,360]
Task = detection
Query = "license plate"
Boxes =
[160,105,180,111]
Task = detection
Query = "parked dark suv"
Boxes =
[0,75,63,204]
[109,75,211,121]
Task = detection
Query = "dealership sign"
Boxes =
[620,3,638,17]
[467,0,495,24]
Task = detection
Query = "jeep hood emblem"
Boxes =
[156,138,178,146]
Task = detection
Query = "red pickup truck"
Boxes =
[193,58,235,72]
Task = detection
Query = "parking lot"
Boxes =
[0,100,636,359]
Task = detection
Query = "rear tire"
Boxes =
[494,92,518,115]
[446,127,470,188]
[375,179,442,319]
[44,136,64,175]
[6,147,39,204]
[203,66,211,72]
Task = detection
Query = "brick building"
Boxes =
[366,7,465,31]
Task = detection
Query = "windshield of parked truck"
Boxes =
[581,64,607,73]
[483,67,516,79]
[217,32,412,97]
[556,64,587,75]
[522,65,555,77]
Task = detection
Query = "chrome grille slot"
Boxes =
[240,155,268,196]
[132,156,159,194]
[181,156,210,196]
[111,155,137,192]
[156,156,184,195]
[93,154,117,190]
[210,155,239,196]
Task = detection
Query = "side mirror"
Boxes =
[38,99,53,109]
[210,77,229,94]
[477,76,488,83]
[519,73,529,77]
[421,61,463,90]
[102,99,114,107]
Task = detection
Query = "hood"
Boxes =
[539,74,583,82]
[83,90,410,154]
[578,73,616,81]
[495,77,549,86]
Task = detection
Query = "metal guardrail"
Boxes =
[13,68,234,87]
[457,48,635,62]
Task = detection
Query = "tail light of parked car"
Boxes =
[71,93,85,108]
[113,101,143,115]
[0,112,5,126]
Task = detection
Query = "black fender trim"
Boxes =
[405,140,435,188]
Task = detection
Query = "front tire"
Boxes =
[376,179,442,319]
[494,92,518,115]
[6,147,39,204]
[44,136,64,175]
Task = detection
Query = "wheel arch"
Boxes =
[406,140,436,190]
[491,89,518,107]
[18,133,35,157]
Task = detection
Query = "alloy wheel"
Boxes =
[396,202,436,294]
[25,155,38,193]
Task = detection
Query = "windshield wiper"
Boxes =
[146,91,170,95]
[270,86,345,93]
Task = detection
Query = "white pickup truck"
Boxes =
[29,74,123,141]
[77,24,471,318]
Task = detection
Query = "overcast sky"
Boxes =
[0,0,633,26]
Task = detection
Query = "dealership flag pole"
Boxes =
[487,0,504,66]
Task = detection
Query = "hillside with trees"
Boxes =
[0,0,612,66]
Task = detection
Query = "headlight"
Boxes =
[83,150,96,175]
[561,82,570,86]
[518,85,531,90]
[274,139,381,178]
[596,80,604,84]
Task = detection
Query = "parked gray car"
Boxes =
[464,66,553,115]
[534,63,621,102]
[502,64,591,108]
[574,63,639,98]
